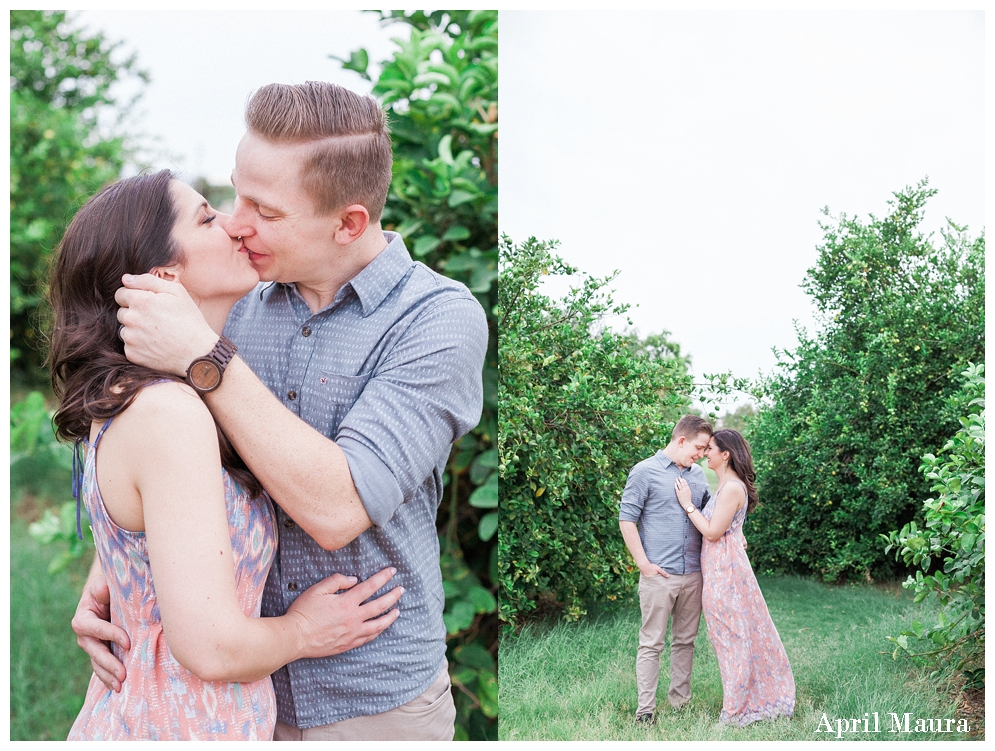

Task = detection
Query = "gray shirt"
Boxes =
[224,232,488,728]
[618,451,710,575]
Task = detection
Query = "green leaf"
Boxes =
[454,642,494,670]
[447,189,478,208]
[468,584,497,613]
[469,477,498,508]
[437,134,454,165]
[413,235,441,257]
[442,225,471,242]
[478,511,498,541]
[412,71,451,88]
[443,600,476,635]
[442,580,460,599]
[329,48,370,80]
[477,670,498,717]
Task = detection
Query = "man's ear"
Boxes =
[149,265,181,283]
[332,204,371,246]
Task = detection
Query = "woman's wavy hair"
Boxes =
[47,170,263,497]
[712,429,759,513]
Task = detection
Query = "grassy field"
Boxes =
[10,512,95,741]
[499,575,980,741]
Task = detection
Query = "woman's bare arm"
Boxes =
[675,478,743,543]
[108,383,399,682]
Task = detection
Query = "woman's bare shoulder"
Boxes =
[718,479,747,503]
[114,380,214,436]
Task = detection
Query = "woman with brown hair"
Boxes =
[674,429,795,726]
[49,170,400,740]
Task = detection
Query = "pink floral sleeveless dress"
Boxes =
[67,413,278,740]
[700,479,795,726]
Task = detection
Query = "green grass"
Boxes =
[498,576,977,741]
[10,512,95,741]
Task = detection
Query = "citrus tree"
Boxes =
[747,182,985,581]
[10,10,145,383]
[883,364,985,688]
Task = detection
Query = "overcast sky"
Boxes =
[75,10,406,185]
[500,11,985,409]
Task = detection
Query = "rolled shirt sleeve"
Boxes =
[619,464,649,524]
[337,297,487,526]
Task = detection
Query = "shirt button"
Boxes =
[284,518,294,529]
[287,390,297,400]
[302,326,311,337]
[288,582,298,592]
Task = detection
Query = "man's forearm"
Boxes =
[204,356,372,550]
[619,521,650,567]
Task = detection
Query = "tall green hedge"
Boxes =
[10,10,145,383]
[498,237,692,625]
[747,182,985,581]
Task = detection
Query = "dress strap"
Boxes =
[74,417,114,540]
[92,417,115,447]
[72,438,85,540]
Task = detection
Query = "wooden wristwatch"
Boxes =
[185,335,237,395]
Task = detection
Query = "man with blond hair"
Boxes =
[72,81,487,741]
[620,414,713,724]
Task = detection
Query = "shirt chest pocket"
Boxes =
[312,371,373,433]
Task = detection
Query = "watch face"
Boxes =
[189,359,222,391]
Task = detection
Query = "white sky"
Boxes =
[74,10,407,185]
[500,10,985,408]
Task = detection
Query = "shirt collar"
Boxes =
[657,450,688,471]
[341,231,414,317]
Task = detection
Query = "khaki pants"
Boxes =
[273,666,456,741]
[636,571,703,716]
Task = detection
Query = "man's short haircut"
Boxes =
[244,81,392,222]
[671,415,714,442]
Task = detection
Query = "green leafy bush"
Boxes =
[335,11,498,739]
[28,502,95,576]
[11,391,91,573]
[498,237,693,626]
[10,10,145,383]
[883,363,984,688]
[747,182,985,581]
[10,391,71,470]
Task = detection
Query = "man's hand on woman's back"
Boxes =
[72,562,130,692]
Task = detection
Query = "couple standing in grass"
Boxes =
[619,415,795,726]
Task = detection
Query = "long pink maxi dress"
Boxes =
[700,479,795,726]
[67,413,278,740]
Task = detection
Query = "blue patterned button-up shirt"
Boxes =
[619,451,711,575]
[223,232,487,728]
